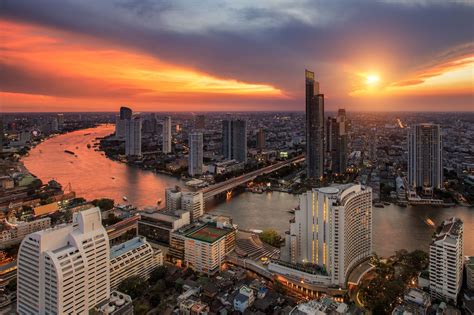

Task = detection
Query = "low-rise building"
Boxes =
[179,299,209,315]
[93,291,133,315]
[0,217,51,249]
[138,209,190,245]
[233,285,255,313]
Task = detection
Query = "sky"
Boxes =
[1,0,473,112]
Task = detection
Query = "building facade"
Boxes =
[429,217,463,304]
[408,123,443,191]
[222,119,247,163]
[165,186,182,211]
[17,207,110,314]
[188,132,203,176]
[305,70,325,180]
[326,109,348,174]
[125,117,142,157]
[181,192,204,222]
[163,116,172,154]
[280,184,372,287]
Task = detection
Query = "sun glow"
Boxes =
[366,74,380,85]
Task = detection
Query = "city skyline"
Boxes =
[1,1,473,113]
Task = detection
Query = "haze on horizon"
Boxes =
[1,0,473,113]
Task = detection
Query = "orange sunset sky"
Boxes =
[1,0,473,112]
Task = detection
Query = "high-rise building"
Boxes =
[57,113,64,129]
[116,107,132,139]
[257,128,265,150]
[408,123,443,191]
[305,70,324,180]
[429,217,463,305]
[188,132,203,176]
[120,106,132,120]
[17,207,110,314]
[125,117,142,157]
[222,119,247,163]
[466,256,474,291]
[166,186,182,211]
[181,192,204,222]
[163,116,172,154]
[51,118,59,132]
[326,109,348,174]
[109,237,162,290]
[277,184,372,287]
[195,115,206,130]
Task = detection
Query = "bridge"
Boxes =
[201,155,304,201]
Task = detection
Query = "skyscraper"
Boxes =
[188,132,203,176]
[279,184,372,287]
[166,186,182,211]
[305,70,324,180]
[116,107,132,139]
[195,115,206,130]
[326,109,348,174]
[222,119,247,163]
[125,117,142,157]
[119,106,132,120]
[256,128,265,151]
[17,207,110,314]
[429,217,463,304]
[408,123,443,191]
[163,116,172,154]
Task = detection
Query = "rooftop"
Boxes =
[110,236,147,259]
[186,224,231,243]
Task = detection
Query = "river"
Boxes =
[23,125,473,257]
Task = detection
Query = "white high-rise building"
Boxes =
[163,116,172,154]
[278,184,372,287]
[166,186,182,211]
[429,217,463,305]
[109,237,162,290]
[408,123,443,191]
[181,192,204,222]
[188,132,203,176]
[125,117,142,157]
[17,207,110,314]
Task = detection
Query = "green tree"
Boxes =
[149,265,167,284]
[93,198,115,211]
[259,229,282,247]
[6,278,17,293]
[118,276,148,299]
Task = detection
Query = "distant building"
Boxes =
[276,184,372,288]
[184,223,236,274]
[429,217,463,305]
[17,207,109,314]
[116,107,132,139]
[166,186,182,211]
[408,123,443,191]
[181,191,204,222]
[257,128,265,150]
[222,119,247,163]
[195,114,206,130]
[179,299,209,315]
[51,118,59,132]
[138,209,190,245]
[57,113,64,128]
[188,132,203,176]
[305,70,324,180]
[0,217,51,249]
[326,109,348,174]
[125,117,142,157]
[120,106,132,120]
[93,291,133,315]
[109,237,162,290]
[163,116,172,153]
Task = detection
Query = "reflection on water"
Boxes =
[23,125,473,256]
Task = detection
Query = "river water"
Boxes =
[23,125,473,257]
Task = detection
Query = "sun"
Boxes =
[366,74,380,85]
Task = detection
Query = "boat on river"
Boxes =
[64,150,75,155]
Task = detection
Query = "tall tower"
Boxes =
[257,128,265,151]
[222,119,247,163]
[282,184,372,287]
[125,117,142,157]
[189,132,203,176]
[17,207,110,314]
[119,106,132,120]
[408,123,443,191]
[429,217,463,304]
[116,106,132,139]
[326,109,348,174]
[305,70,324,180]
[163,116,172,154]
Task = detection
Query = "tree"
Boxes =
[6,278,17,293]
[259,229,282,247]
[118,276,148,299]
[149,266,167,284]
[93,198,115,211]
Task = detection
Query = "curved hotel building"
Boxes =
[274,184,372,288]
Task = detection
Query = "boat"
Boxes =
[87,144,91,149]
[122,196,128,201]
[84,133,91,136]
[64,150,75,155]
[287,209,295,214]
[76,146,79,149]
[374,203,384,208]
[111,177,115,180]
[157,198,162,205]
[383,202,391,206]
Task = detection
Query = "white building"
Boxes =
[125,117,142,157]
[408,123,443,191]
[277,184,372,287]
[181,192,204,222]
[17,207,110,314]
[233,285,255,313]
[166,186,182,211]
[429,217,463,305]
[0,217,51,249]
[188,132,203,177]
[163,116,172,153]
[109,237,163,290]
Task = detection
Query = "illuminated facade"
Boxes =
[125,117,142,157]
[163,116,172,154]
[280,184,372,287]
[188,132,203,176]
